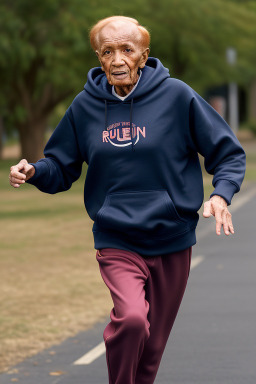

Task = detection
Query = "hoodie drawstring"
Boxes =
[104,99,135,152]
[130,98,134,152]
[105,99,108,131]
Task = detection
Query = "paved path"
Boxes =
[1,185,256,384]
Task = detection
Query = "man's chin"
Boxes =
[109,77,132,87]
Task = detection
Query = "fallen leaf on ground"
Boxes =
[7,369,19,374]
[49,371,66,376]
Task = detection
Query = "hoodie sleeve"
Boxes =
[26,107,84,194]
[188,90,246,205]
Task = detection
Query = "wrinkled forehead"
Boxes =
[97,21,142,49]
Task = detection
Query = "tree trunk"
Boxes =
[249,80,256,120]
[0,116,4,160]
[17,118,47,163]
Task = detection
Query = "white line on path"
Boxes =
[191,255,205,269]
[74,341,106,365]
[73,255,205,366]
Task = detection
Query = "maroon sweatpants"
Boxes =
[96,246,192,384]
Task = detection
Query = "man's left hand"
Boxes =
[203,195,234,236]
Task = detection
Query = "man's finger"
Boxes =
[23,164,32,175]
[10,170,26,180]
[203,201,213,218]
[17,162,26,171]
[19,158,28,165]
[9,160,30,189]
[10,164,24,174]
[222,213,230,236]
[215,209,223,235]
[10,177,26,185]
[12,159,28,172]
[9,179,22,188]
[227,212,234,234]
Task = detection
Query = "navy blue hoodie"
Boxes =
[27,57,246,256]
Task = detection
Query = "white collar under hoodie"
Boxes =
[112,70,142,101]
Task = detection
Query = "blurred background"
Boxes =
[0,0,256,375]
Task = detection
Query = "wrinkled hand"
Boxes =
[203,195,234,236]
[9,159,35,188]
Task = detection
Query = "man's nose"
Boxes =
[112,51,125,66]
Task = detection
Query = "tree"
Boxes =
[1,0,256,161]
[136,0,256,91]
[0,0,98,161]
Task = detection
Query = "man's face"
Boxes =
[96,21,149,94]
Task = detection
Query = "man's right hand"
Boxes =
[9,159,35,188]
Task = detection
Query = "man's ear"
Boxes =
[95,51,104,72]
[139,48,150,69]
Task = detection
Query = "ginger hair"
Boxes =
[89,16,150,51]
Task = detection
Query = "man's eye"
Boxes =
[103,50,111,55]
[125,48,132,53]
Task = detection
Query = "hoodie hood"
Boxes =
[84,57,170,101]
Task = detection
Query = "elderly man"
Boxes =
[9,16,245,384]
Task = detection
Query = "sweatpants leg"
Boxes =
[135,247,192,384]
[96,246,191,384]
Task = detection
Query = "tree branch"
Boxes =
[24,56,45,95]
[42,89,74,115]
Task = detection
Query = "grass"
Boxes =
[0,161,113,372]
[0,141,255,373]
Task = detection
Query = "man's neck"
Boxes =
[114,81,138,97]
[112,71,142,100]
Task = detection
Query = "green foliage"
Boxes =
[1,0,256,131]
[243,119,256,135]
[0,0,97,128]
[134,0,256,92]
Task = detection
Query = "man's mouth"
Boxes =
[111,71,128,80]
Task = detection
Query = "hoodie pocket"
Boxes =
[95,190,188,239]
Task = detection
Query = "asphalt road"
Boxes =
[1,184,256,384]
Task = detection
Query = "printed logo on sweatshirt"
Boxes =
[102,122,146,147]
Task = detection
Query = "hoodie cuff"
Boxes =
[25,159,50,186]
[210,179,238,206]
